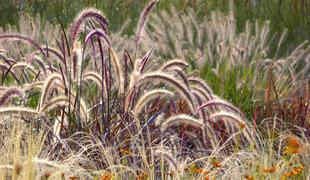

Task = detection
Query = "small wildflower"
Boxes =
[282,165,304,179]
[195,168,209,175]
[205,176,216,180]
[244,175,254,180]
[283,146,300,155]
[239,122,246,129]
[295,165,304,172]
[285,165,304,177]
[283,135,304,155]
[262,166,276,173]
[119,147,131,155]
[137,171,148,179]
[69,175,79,180]
[100,172,113,180]
[212,162,221,168]
[282,171,294,178]
[196,168,203,174]
[291,169,299,176]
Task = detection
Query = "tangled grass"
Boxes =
[0,1,256,179]
[0,1,309,180]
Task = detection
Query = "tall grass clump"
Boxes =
[0,1,256,179]
[144,4,310,128]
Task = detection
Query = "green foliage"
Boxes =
[0,0,19,27]
[200,60,258,119]
[27,92,40,108]
[1,0,310,52]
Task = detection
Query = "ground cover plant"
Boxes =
[0,1,309,180]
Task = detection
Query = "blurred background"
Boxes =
[1,0,310,52]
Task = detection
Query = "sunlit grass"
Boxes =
[0,1,309,180]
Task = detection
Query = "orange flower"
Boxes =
[262,166,276,173]
[205,176,216,180]
[283,135,304,155]
[244,175,254,180]
[196,168,203,174]
[291,169,300,176]
[100,172,113,180]
[285,172,293,177]
[239,122,246,129]
[287,135,302,148]
[287,165,304,176]
[295,165,304,173]
[119,147,131,155]
[212,162,221,168]
[195,168,209,175]
[281,165,303,180]
[284,146,301,154]
[137,171,148,179]
[69,175,79,180]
